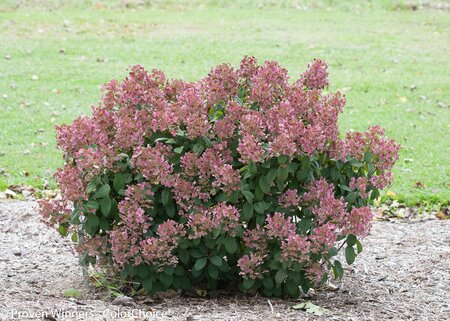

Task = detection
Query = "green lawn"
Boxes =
[0,2,449,204]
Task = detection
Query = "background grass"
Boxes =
[0,1,449,204]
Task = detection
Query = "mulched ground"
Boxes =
[0,200,449,321]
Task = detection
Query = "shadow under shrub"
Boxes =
[39,56,400,298]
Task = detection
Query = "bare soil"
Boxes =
[0,200,449,321]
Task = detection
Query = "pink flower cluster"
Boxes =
[188,203,241,239]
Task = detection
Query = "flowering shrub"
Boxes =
[39,57,400,298]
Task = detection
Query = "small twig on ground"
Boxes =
[267,299,274,314]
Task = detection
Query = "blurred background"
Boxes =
[0,0,449,205]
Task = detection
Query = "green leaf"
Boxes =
[86,214,99,229]
[277,155,288,164]
[113,173,125,192]
[345,245,356,265]
[93,184,110,199]
[142,278,153,292]
[242,278,255,290]
[237,86,246,99]
[193,142,205,154]
[193,257,207,271]
[242,202,254,221]
[275,269,287,285]
[287,162,299,174]
[208,264,219,279]
[58,225,68,237]
[266,168,277,184]
[259,176,271,194]
[263,277,274,290]
[165,202,176,218]
[85,200,99,209]
[356,240,363,254]
[210,255,223,267]
[174,146,184,154]
[332,260,344,280]
[100,197,112,217]
[286,281,299,297]
[138,265,149,278]
[224,238,238,254]
[161,188,171,206]
[346,234,357,247]
[277,166,289,182]
[350,159,364,168]
[345,192,358,203]
[339,185,352,192]
[159,273,173,287]
[179,249,190,265]
[364,151,372,163]
[242,190,254,203]
[254,201,270,214]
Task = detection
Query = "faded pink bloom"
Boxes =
[301,59,329,90]
[349,177,369,199]
[306,262,327,285]
[309,222,337,253]
[303,179,347,224]
[38,199,72,228]
[55,165,86,201]
[265,213,296,239]
[238,253,266,279]
[343,206,373,237]
[278,189,300,209]
[212,164,240,194]
[250,61,289,110]
[237,134,265,163]
[243,226,268,252]
[281,234,310,263]
[131,145,173,184]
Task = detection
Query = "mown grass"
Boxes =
[0,2,449,204]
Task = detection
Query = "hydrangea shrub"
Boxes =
[39,57,400,298]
